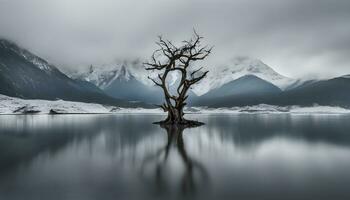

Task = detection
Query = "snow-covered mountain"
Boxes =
[0,39,147,107]
[0,39,59,73]
[75,56,350,108]
[73,56,296,96]
[191,56,295,95]
[191,75,282,107]
[71,56,299,104]
[71,61,165,103]
[71,59,151,89]
[192,74,350,108]
[2,39,350,109]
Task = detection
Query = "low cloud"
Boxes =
[1,0,349,78]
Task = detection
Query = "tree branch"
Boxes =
[147,76,162,87]
[144,30,212,119]
[188,71,209,85]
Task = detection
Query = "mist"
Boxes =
[1,0,350,79]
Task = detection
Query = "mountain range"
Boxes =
[0,39,147,107]
[71,62,164,104]
[72,57,350,108]
[1,39,350,108]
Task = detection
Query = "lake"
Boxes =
[0,114,350,200]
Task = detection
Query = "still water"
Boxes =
[0,114,350,200]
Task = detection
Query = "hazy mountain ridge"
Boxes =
[71,63,164,103]
[0,39,147,107]
[72,56,350,108]
[0,39,57,73]
[191,56,296,95]
[72,56,298,97]
[70,59,151,89]
[269,75,350,107]
[71,56,300,104]
[191,75,283,107]
[2,38,350,108]
[193,75,350,108]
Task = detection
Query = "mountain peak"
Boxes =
[191,56,295,96]
[118,65,131,81]
[72,61,140,89]
[230,56,274,73]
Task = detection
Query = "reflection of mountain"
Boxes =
[1,115,350,200]
[0,117,97,173]
[2,114,350,175]
[0,115,161,174]
[196,114,350,148]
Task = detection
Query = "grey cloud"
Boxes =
[0,0,350,78]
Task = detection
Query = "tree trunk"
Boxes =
[157,102,204,127]
[144,32,211,127]
[164,106,185,124]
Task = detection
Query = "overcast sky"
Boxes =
[1,0,350,78]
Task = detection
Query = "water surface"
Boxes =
[0,114,350,200]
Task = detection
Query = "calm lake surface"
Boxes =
[0,114,350,200]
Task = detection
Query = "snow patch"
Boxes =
[191,56,295,95]
[1,95,349,115]
[70,59,150,89]
[69,56,299,96]
[190,104,350,114]
[0,39,54,72]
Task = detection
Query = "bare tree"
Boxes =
[144,31,212,126]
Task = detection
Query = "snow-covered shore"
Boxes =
[0,95,161,114]
[1,94,350,115]
[190,104,350,114]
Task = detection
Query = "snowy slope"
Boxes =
[0,94,160,114]
[191,56,295,95]
[72,56,296,97]
[0,39,147,107]
[72,56,300,98]
[0,39,56,73]
[1,94,350,115]
[71,59,151,89]
[71,60,177,103]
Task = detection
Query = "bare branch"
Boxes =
[147,76,162,87]
[190,67,203,77]
[188,71,209,85]
[144,31,212,123]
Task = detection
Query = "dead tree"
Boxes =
[144,31,212,126]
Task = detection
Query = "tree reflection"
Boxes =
[140,124,209,197]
